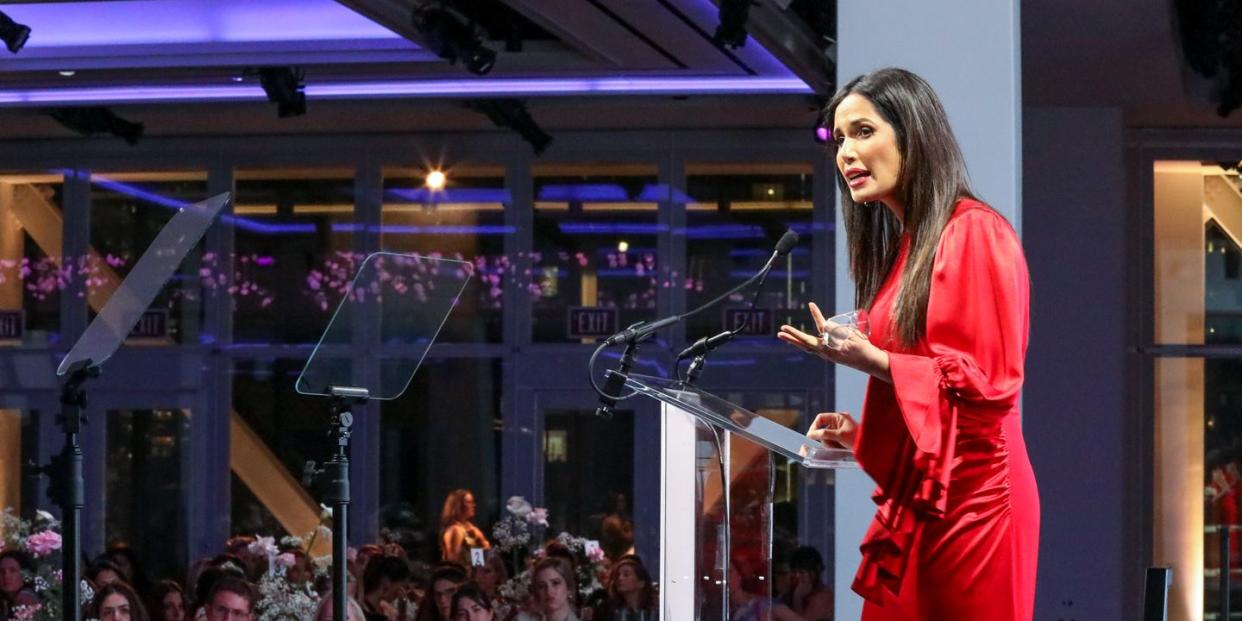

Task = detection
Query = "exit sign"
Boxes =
[128,309,169,340]
[723,308,772,336]
[0,311,23,340]
[567,307,618,339]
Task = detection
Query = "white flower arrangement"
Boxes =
[1,507,88,621]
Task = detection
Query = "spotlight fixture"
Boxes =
[253,67,306,118]
[466,98,552,155]
[713,0,755,49]
[0,10,31,54]
[46,107,144,145]
[425,169,447,191]
[412,5,497,76]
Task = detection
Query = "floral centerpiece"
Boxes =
[1,508,92,621]
[491,499,610,610]
[248,535,321,621]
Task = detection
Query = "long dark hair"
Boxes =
[822,67,980,346]
[91,580,152,621]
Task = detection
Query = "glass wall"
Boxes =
[233,169,356,343]
[104,409,189,582]
[381,167,506,343]
[1152,162,1242,621]
[531,164,661,343]
[379,358,503,564]
[89,172,209,344]
[0,174,65,346]
[0,148,833,621]
[684,164,816,338]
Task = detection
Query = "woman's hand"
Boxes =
[778,302,891,382]
[806,411,858,450]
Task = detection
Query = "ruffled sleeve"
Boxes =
[851,205,1030,602]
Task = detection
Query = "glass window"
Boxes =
[683,164,815,339]
[1152,161,1242,621]
[233,169,355,343]
[89,172,209,344]
[381,167,507,343]
[0,174,65,346]
[104,409,188,581]
[541,409,633,548]
[532,164,660,343]
[379,358,502,564]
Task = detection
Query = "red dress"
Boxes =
[852,199,1040,620]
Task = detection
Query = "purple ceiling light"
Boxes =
[0,76,810,106]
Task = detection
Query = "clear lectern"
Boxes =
[622,373,855,621]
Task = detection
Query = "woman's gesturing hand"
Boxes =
[806,411,858,450]
[777,302,891,382]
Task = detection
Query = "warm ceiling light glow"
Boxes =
[617,240,629,253]
[425,170,446,191]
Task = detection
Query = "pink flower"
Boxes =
[25,530,61,558]
[526,508,549,527]
[275,552,297,568]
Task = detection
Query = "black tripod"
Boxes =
[304,386,369,621]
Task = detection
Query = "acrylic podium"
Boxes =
[622,373,856,621]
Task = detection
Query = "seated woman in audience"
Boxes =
[416,564,468,621]
[470,551,507,603]
[451,582,497,621]
[317,594,368,621]
[91,580,152,621]
[782,547,832,621]
[152,579,188,621]
[106,543,152,601]
[87,558,127,590]
[0,550,39,612]
[728,560,806,621]
[364,555,413,621]
[592,555,656,621]
[440,490,490,567]
[516,557,579,621]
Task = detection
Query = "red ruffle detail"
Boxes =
[851,353,960,603]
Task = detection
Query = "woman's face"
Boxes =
[613,565,639,595]
[462,494,476,521]
[0,558,23,595]
[433,579,461,619]
[534,568,570,613]
[163,591,186,621]
[833,92,903,212]
[452,596,494,621]
[472,563,499,591]
[99,592,132,621]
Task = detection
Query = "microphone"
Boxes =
[771,229,799,260]
[600,229,800,348]
[677,330,734,360]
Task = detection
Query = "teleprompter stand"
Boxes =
[49,192,229,618]
[296,252,472,621]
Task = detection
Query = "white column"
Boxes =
[834,3,1022,619]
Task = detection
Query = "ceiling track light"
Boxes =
[713,0,754,49]
[46,107,144,145]
[249,67,307,118]
[0,10,31,54]
[412,4,497,76]
[466,98,552,155]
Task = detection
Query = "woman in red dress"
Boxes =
[778,68,1039,620]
